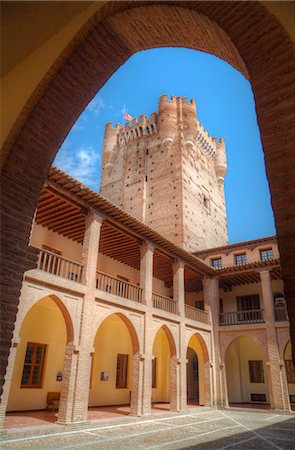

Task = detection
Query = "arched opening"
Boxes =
[187,333,210,406]
[1,1,295,405]
[152,325,177,411]
[88,313,140,417]
[225,335,270,409]
[284,341,295,411]
[5,295,73,427]
[187,347,199,405]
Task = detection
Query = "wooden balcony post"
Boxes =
[82,212,103,288]
[173,259,185,316]
[259,269,290,411]
[140,241,154,307]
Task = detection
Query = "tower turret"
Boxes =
[102,123,121,168]
[158,94,177,150]
[182,97,198,146]
[214,137,227,187]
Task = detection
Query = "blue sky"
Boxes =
[54,48,276,244]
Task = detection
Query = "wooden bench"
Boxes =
[47,392,60,411]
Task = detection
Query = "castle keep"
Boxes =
[100,95,228,252]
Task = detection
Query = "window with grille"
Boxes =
[237,294,260,311]
[116,354,128,388]
[235,253,247,266]
[21,342,46,388]
[249,360,264,383]
[285,360,295,383]
[211,257,222,269]
[152,358,157,388]
[260,248,273,261]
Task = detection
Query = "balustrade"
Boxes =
[219,309,264,326]
[36,248,83,283]
[152,293,177,314]
[96,271,143,303]
[185,304,209,324]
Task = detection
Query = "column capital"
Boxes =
[173,258,184,270]
[85,210,104,225]
[140,240,154,254]
[258,268,271,276]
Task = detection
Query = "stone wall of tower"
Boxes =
[100,95,228,252]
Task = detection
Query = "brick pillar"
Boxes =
[260,269,290,411]
[203,277,224,407]
[140,241,154,307]
[173,260,186,411]
[173,260,185,316]
[57,211,102,424]
[140,241,154,415]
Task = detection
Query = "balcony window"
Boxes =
[235,253,247,266]
[237,294,260,311]
[211,257,222,269]
[260,248,273,261]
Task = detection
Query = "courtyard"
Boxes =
[1,408,294,449]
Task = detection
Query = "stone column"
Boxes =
[57,211,103,424]
[260,269,290,411]
[203,277,224,407]
[140,241,154,415]
[173,260,186,411]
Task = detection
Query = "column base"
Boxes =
[55,419,91,428]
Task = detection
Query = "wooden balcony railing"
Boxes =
[96,271,143,303]
[219,309,264,326]
[36,248,84,283]
[152,293,177,314]
[185,304,210,324]
[274,307,289,322]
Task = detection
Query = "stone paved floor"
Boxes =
[3,403,173,429]
[1,408,294,449]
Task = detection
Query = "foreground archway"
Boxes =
[1,2,295,402]
[284,341,295,411]
[225,335,270,408]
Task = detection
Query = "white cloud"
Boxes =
[72,123,85,132]
[54,144,101,191]
[86,96,105,115]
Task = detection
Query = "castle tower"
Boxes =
[100,95,228,252]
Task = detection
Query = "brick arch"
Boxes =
[187,332,209,362]
[93,312,140,355]
[283,339,292,358]
[1,1,295,399]
[48,295,74,345]
[153,324,177,358]
[16,293,74,345]
[223,333,268,362]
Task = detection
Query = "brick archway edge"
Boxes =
[1,1,295,398]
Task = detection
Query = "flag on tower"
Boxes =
[124,112,134,121]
